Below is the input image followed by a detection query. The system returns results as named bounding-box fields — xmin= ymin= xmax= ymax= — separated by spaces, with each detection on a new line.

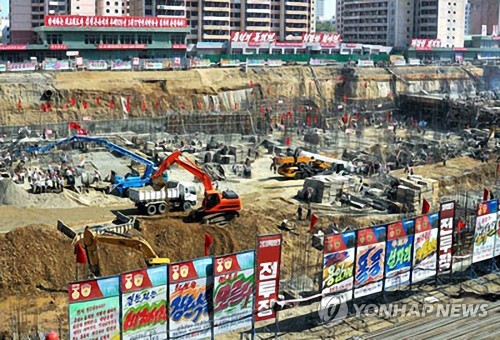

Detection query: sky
xmin=0 ymin=0 xmax=7 ymax=15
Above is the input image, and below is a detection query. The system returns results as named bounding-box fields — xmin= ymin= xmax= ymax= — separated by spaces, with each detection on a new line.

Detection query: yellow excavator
xmin=80 ymin=226 xmax=170 ymax=277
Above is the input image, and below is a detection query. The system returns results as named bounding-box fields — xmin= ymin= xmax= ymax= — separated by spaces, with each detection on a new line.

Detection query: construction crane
xmin=26 ymin=135 xmax=168 ymax=196
xmin=80 ymin=226 xmax=170 ymax=277
xmin=150 ymin=150 xmax=242 ymax=224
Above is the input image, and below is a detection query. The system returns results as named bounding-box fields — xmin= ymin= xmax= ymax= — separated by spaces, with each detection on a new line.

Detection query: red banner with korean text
xmin=438 ymin=201 xmax=455 ymax=274
xmin=255 ymin=234 xmax=282 ymax=322
xmin=44 ymin=15 xmax=186 ymax=29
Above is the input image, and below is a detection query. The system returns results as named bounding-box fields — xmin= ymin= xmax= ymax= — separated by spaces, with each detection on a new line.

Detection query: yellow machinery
xmin=81 ymin=226 xmax=170 ymax=277
xmin=277 ymin=157 xmax=331 ymax=179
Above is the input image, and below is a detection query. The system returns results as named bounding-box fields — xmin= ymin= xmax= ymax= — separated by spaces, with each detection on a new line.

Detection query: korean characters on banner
xmin=384 ymin=220 xmax=414 ymax=291
xmin=213 ymin=251 xmax=255 ymax=335
xmin=321 ymin=231 xmax=356 ymax=303
xmin=68 ymin=276 xmax=120 ymax=340
xmin=169 ymin=257 xmax=212 ymax=339
xmin=354 ymin=226 xmax=386 ymax=298
xmin=255 ymin=234 xmax=282 ymax=323
xmin=473 ymin=200 xmax=498 ymax=263
xmin=121 ymin=266 xmax=167 ymax=340
xmin=412 ymin=213 xmax=439 ymax=283
xmin=495 ymin=199 xmax=500 ymax=257
xmin=438 ymin=201 xmax=456 ymax=274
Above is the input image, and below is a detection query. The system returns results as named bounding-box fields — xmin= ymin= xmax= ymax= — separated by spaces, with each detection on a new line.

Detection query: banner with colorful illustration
xmin=87 ymin=60 xmax=108 ymax=71
xmin=267 ymin=59 xmax=283 ymax=67
xmin=354 ymin=226 xmax=386 ymax=298
xmin=473 ymin=200 xmax=498 ymax=263
xmin=384 ymin=220 xmax=414 ymax=290
xmin=322 ymin=231 xmax=356 ymax=303
xmin=143 ymin=61 xmax=164 ymax=70
xmin=169 ymin=257 xmax=212 ymax=339
xmin=43 ymin=60 xmax=70 ymax=71
xmin=495 ymin=200 xmax=500 ymax=257
xmin=121 ymin=266 xmax=168 ymax=340
xmin=438 ymin=201 xmax=455 ymax=274
xmin=255 ymin=234 xmax=282 ymax=323
xmin=9 ymin=62 xmax=37 ymax=72
xmin=412 ymin=213 xmax=439 ymax=283
xmin=68 ymin=276 xmax=120 ymax=340
xmin=220 ymin=59 xmax=241 ymax=67
xmin=111 ymin=60 xmax=132 ymax=71
xmin=213 ymin=251 xmax=255 ymax=335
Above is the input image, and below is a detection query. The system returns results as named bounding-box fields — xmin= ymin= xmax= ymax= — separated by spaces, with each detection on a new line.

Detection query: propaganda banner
xmin=354 ymin=226 xmax=386 ymax=298
xmin=68 ymin=276 xmax=120 ymax=340
xmin=495 ymin=199 xmax=500 ymax=257
xmin=255 ymin=234 xmax=282 ymax=323
xmin=321 ymin=231 xmax=356 ymax=303
xmin=412 ymin=213 xmax=439 ymax=283
xmin=438 ymin=201 xmax=455 ymax=274
xmin=213 ymin=251 xmax=255 ymax=335
xmin=44 ymin=15 xmax=187 ymax=29
xmin=473 ymin=200 xmax=498 ymax=263
xmin=169 ymin=257 xmax=212 ymax=339
xmin=121 ymin=266 xmax=168 ymax=340
xmin=384 ymin=219 xmax=414 ymax=291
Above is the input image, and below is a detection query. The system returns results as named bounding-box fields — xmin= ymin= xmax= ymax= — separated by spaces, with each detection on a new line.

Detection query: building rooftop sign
xmin=410 ymin=39 xmax=441 ymax=51
xmin=44 ymin=15 xmax=187 ymax=29
xmin=302 ymin=33 xmax=342 ymax=46
xmin=230 ymin=32 xmax=277 ymax=45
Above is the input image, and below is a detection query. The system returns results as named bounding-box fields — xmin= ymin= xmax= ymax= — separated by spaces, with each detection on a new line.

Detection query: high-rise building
xmin=469 ymin=0 xmax=499 ymax=35
xmin=316 ymin=0 xmax=326 ymax=19
xmin=96 ymin=0 xmax=130 ymax=16
xmin=464 ymin=0 xmax=471 ymax=34
xmin=71 ymin=0 xmax=97 ymax=16
xmin=336 ymin=0 xmax=466 ymax=47
xmin=130 ymin=0 xmax=315 ymax=44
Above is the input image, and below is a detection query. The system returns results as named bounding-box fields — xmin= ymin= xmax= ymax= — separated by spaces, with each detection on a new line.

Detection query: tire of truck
xmin=157 ymin=202 xmax=167 ymax=215
xmin=146 ymin=204 xmax=157 ymax=216
xmin=182 ymin=201 xmax=192 ymax=212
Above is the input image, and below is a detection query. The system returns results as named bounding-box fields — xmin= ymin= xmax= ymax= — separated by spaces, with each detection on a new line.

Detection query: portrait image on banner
xmin=322 ymin=231 xmax=356 ymax=303
xmin=473 ymin=199 xmax=498 ymax=263
xmin=412 ymin=212 xmax=439 ymax=283
xmin=121 ymin=266 xmax=168 ymax=340
xmin=68 ymin=276 xmax=120 ymax=340
xmin=213 ymin=251 xmax=255 ymax=336
xmin=255 ymin=234 xmax=282 ymax=323
xmin=169 ymin=257 xmax=212 ymax=339
xmin=354 ymin=226 xmax=386 ymax=298
xmin=385 ymin=219 xmax=414 ymax=291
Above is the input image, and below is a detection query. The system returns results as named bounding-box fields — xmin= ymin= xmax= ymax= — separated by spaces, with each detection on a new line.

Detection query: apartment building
xmin=131 ymin=0 xmax=315 ymax=44
xmin=469 ymin=0 xmax=500 ymax=35
xmin=71 ymin=0 xmax=96 ymax=16
xmin=336 ymin=0 xmax=466 ymax=47
xmin=96 ymin=0 xmax=130 ymax=16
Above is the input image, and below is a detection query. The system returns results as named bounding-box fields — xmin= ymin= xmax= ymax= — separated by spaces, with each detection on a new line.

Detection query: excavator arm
xmin=81 ymin=227 xmax=169 ymax=277
xmin=151 ymin=150 xmax=214 ymax=191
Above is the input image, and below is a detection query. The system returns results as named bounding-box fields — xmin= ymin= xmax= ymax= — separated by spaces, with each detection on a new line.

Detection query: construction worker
xmin=297 ymin=205 xmax=303 ymax=221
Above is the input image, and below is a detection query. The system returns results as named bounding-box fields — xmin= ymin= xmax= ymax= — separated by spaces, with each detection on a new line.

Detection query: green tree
xmin=316 ymin=22 xmax=336 ymax=33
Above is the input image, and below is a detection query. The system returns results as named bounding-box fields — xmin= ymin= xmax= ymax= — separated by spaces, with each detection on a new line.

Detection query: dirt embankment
xmin=0 ymin=65 xmax=484 ymax=126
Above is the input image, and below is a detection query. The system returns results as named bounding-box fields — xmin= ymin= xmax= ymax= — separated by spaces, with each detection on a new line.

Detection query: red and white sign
xmin=410 ymin=39 xmax=441 ymax=50
xmin=97 ymin=44 xmax=146 ymax=50
xmin=230 ymin=31 xmax=276 ymax=44
xmin=132 ymin=57 xmax=140 ymax=66
xmin=275 ymin=41 xmax=303 ymax=47
xmin=438 ymin=201 xmax=455 ymax=274
xmin=82 ymin=116 xmax=92 ymax=121
xmin=255 ymin=234 xmax=282 ymax=323
xmin=302 ymin=33 xmax=342 ymax=46
xmin=75 ymin=57 xmax=84 ymax=66
xmin=49 ymin=44 xmax=68 ymax=50
xmin=44 ymin=15 xmax=187 ymax=29
xmin=172 ymin=44 xmax=187 ymax=49
xmin=0 ymin=44 xmax=27 ymax=51
xmin=452 ymin=47 xmax=467 ymax=51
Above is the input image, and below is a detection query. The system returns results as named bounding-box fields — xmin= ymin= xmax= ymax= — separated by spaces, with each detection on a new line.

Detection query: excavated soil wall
xmin=0 ymin=65 xmax=485 ymax=126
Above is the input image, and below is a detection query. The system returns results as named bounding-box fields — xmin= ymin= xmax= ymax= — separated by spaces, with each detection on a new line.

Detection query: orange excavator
xmin=150 ymin=150 xmax=242 ymax=224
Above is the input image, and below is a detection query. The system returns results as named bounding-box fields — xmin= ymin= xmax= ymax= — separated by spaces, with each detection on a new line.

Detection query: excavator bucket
xmin=151 ymin=176 xmax=167 ymax=191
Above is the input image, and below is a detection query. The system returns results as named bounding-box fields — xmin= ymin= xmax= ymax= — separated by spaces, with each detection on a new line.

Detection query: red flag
xmin=77 ymin=128 xmax=88 ymax=136
xmin=234 ymin=103 xmax=238 ymax=110
xmin=422 ymin=199 xmax=430 ymax=214
xmin=249 ymin=80 xmax=253 ymax=87
xmin=204 ymin=233 xmax=213 ymax=256
xmin=285 ymin=136 xmax=290 ymax=146
xmin=155 ymin=101 xmax=160 ymax=110
xmin=75 ymin=243 xmax=88 ymax=264
xmin=126 ymin=96 xmax=131 ymax=107
xmin=309 ymin=214 xmax=318 ymax=233
xmin=95 ymin=97 xmax=100 ymax=105
xmin=342 ymin=112 xmax=348 ymax=124
xmin=68 ymin=121 xmax=80 ymax=130
xmin=483 ymin=188 xmax=489 ymax=202
xmin=70 ymin=97 xmax=76 ymax=106
xmin=343 ymin=94 xmax=347 ymax=103
xmin=41 ymin=103 xmax=47 ymax=112
xmin=198 ymin=102 xmax=203 ymax=110
xmin=141 ymin=101 xmax=147 ymax=111
xmin=17 ymin=100 xmax=22 ymax=110
xmin=456 ymin=220 xmax=466 ymax=233
xmin=260 ymin=107 xmax=265 ymax=115
xmin=46 ymin=102 xmax=52 ymax=111
xmin=109 ymin=100 xmax=115 ymax=109
xmin=83 ymin=101 xmax=88 ymax=110
xmin=287 ymin=111 xmax=293 ymax=120
xmin=341 ymin=75 xmax=345 ymax=83
xmin=306 ymin=116 xmax=311 ymax=126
